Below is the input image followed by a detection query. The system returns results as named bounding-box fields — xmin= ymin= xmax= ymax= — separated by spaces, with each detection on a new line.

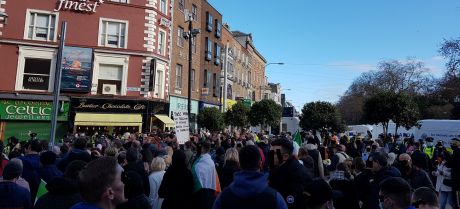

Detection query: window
xmin=214 ymin=43 xmax=221 ymax=66
xmin=16 ymin=46 xmax=57 ymax=92
xmin=192 ymin=38 xmax=197 ymax=53
xmin=206 ymin=12 xmax=213 ymax=32
xmin=213 ymin=73 xmax=218 ymax=97
xmin=205 ymin=37 xmax=212 ymax=61
xmin=158 ymin=30 xmax=166 ymax=55
xmin=175 ymin=64 xmax=182 ymax=89
xmin=111 ymin=0 xmax=128 ymax=3
xmin=97 ymin=64 xmax=123 ymax=95
xmin=155 ymin=69 xmax=164 ymax=98
xmin=191 ymin=69 xmax=195 ymax=90
xmin=159 ymin=0 xmax=167 ymax=14
xmin=99 ymin=19 xmax=128 ymax=48
xmin=25 ymin=10 xmax=58 ymax=42
xmin=192 ymin=4 xmax=198 ymax=21
xmin=215 ymin=20 xmax=221 ymax=38
xmin=177 ymin=27 xmax=184 ymax=47
xmin=203 ymin=69 xmax=208 ymax=87
xmin=178 ymin=0 xmax=184 ymax=11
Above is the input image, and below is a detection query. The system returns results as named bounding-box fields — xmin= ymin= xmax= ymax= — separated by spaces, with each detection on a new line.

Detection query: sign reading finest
xmin=55 ymin=0 xmax=104 ymax=13
xmin=173 ymin=111 xmax=189 ymax=144
xmin=0 ymin=100 xmax=69 ymax=121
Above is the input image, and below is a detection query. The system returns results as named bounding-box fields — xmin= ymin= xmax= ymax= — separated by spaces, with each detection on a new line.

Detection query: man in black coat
xmin=448 ymin=138 xmax=460 ymax=209
xmin=269 ymin=139 xmax=313 ymax=209
xmin=123 ymin=148 xmax=150 ymax=196
xmin=58 ymin=137 xmax=91 ymax=172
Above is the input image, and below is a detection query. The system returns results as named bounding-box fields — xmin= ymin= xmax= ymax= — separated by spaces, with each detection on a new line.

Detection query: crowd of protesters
xmin=0 ymin=129 xmax=459 ymax=209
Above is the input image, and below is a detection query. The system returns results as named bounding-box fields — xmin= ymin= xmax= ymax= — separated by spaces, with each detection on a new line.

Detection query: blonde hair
xmin=224 ymin=148 xmax=239 ymax=165
xmin=104 ymin=147 xmax=118 ymax=157
xmin=151 ymin=157 xmax=166 ymax=172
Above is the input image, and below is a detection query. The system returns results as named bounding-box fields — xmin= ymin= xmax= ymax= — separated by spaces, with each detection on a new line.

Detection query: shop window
xmin=175 ymin=64 xmax=182 ymax=89
xmin=192 ymin=4 xmax=198 ymax=21
xmin=97 ymin=64 xmax=122 ymax=95
xmin=206 ymin=12 xmax=212 ymax=32
xmin=159 ymin=0 xmax=167 ymax=14
xmin=178 ymin=0 xmax=184 ymax=11
xmin=91 ymin=53 xmax=129 ymax=95
xmin=177 ymin=26 xmax=184 ymax=47
xmin=25 ymin=10 xmax=58 ymax=42
xmin=205 ymin=37 xmax=212 ymax=61
xmin=158 ymin=30 xmax=166 ymax=56
xmin=99 ymin=19 xmax=128 ymax=48
xmin=15 ymin=46 xmax=57 ymax=92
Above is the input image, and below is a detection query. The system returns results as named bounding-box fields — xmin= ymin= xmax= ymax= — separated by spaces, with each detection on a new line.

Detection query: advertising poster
xmin=61 ymin=46 xmax=93 ymax=92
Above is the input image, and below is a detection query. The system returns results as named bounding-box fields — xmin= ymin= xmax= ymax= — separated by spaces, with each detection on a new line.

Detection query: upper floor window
xmin=191 ymin=69 xmax=195 ymax=90
xmin=178 ymin=0 xmax=184 ymax=12
xmin=99 ymin=19 xmax=128 ymax=48
xmin=25 ymin=10 xmax=58 ymax=42
xmin=177 ymin=27 xmax=184 ymax=47
xmin=159 ymin=0 xmax=167 ymax=14
xmin=175 ymin=64 xmax=182 ymax=89
xmin=215 ymin=20 xmax=221 ymax=38
xmin=206 ymin=12 xmax=213 ymax=32
xmin=205 ymin=37 xmax=212 ymax=61
xmin=192 ymin=4 xmax=198 ymax=21
xmin=214 ymin=43 xmax=221 ymax=66
xmin=158 ymin=30 xmax=166 ymax=55
xmin=192 ymin=37 xmax=197 ymax=53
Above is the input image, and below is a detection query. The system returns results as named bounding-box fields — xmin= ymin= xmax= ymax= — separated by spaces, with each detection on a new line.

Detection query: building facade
xmin=0 ymin=0 xmax=173 ymax=139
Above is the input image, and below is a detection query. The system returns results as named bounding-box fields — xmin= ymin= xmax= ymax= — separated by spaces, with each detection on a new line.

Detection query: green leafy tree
xmin=299 ymin=101 xmax=345 ymax=133
xmin=249 ymin=99 xmax=282 ymax=130
xmin=392 ymin=93 xmax=421 ymax=135
xmin=225 ymin=102 xmax=250 ymax=129
xmin=197 ymin=107 xmax=225 ymax=132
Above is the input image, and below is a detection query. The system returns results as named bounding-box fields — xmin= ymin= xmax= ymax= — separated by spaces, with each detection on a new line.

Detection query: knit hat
xmin=3 ymin=160 xmax=23 ymax=180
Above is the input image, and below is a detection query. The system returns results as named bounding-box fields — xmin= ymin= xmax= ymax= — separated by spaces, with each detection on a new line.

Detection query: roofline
xmin=204 ymin=0 xmax=223 ymax=16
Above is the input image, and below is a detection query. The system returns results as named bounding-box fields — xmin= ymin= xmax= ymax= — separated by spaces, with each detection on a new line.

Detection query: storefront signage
xmin=173 ymin=111 xmax=189 ymax=144
xmin=55 ymin=0 xmax=104 ymax=13
xmin=0 ymin=100 xmax=69 ymax=121
xmin=71 ymin=98 xmax=149 ymax=113
xmin=61 ymin=46 xmax=93 ymax=92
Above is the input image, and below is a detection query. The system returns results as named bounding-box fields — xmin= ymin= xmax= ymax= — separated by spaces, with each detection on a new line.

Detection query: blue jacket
xmin=19 ymin=154 xmax=41 ymax=199
xmin=70 ymin=203 xmax=103 ymax=209
xmin=39 ymin=165 xmax=63 ymax=183
xmin=0 ymin=181 xmax=31 ymax=209
xmin=213 ymin=170 xmax=287 ymax=209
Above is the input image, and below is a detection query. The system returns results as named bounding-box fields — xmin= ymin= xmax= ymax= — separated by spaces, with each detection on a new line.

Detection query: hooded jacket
xmin=19 ymin=154 xmax=40 ymax=200
xmin=213 ymin=170 xmax=287 ymax=209
xmin=34 ymin=177 xmax=84 ymax=209
xmin=58 ymin=149 xmax=91 ymax=172
xmin=366 ymin=166 xmax=401 ymax=209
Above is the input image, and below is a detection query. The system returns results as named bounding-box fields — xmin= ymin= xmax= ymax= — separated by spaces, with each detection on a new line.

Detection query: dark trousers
xmin=193 ymin=188 xmax=216 ymax=209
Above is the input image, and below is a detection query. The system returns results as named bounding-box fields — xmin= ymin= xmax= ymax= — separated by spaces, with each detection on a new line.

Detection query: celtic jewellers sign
xmin=55 ymin=0 xmax=104 ymax=13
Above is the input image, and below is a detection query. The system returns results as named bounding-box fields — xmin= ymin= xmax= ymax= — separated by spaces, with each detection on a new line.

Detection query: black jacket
xmin=158 ymin=165 xmax=194 ymax=209
xmin=57 ymin=149 xmax=91 ymax=172
xmin=449 ymin=147 xmax=460 ymax=190
xmin=404 ymin=168 xmax=434 ymax=190
xmin=34 ymin=177 xmax=84 ymax=209
xmin=330 ymin=179 xmax=360 ymax=209
xmin=124 ymin=161 xmax=150 ymax=196
xmin=116 ymin=194 xmax=151 ymax=209
xmin=269 ymin=157 xmax=313 ymax=209
xmin=366 ymin=166 xmax=401 ymax=209
xmin=218 ymin=160 xmax=240 ymax=190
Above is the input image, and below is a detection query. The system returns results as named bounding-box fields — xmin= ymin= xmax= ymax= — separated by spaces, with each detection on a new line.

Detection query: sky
xmin=208 ymin=0 xmax=460 ymax=111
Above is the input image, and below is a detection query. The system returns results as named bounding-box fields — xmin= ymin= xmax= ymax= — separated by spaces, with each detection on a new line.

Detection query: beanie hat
xmin=3 ymin=160 xmax=23 ymax=180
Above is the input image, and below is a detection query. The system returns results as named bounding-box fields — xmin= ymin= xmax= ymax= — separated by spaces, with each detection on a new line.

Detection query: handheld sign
xmin=173 ymin=111 xmax=190 ymax=144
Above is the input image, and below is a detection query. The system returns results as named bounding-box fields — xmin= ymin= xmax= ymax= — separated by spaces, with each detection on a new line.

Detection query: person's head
xmin=239 ymin=145 xmax=262 ymax=171
xmin=398 ymin=153 xmax=412 ymax=171
xmin=303 ymin=179 xmax=334 ymax=209
xmin=387 ymin=152 xmax=397 ymax=166
xmin=40 ymin=151 xmax=57 ymax=166
xmin=270 ymin=139 xmax=294 ymax=166
xmin=74 ymin=137 xmax=88 ymax=150
xmin=171 ymin=149 xmax=186 ymax=168
xmin=412 ymin=187 xmax=439 ymax=209
xmin=450 ymin=138 xmax=460 ymax=149
xmin=150 ymin=157 xmax=166 ymax=172
xmin=298 ymin=147 xmax=310 ymax=159
xmin=352 ymin=157 xmax=366 ymax=173
xmin=379 ymin=177 xmax=412 ymax=209
xmin=224 ymin=148 xmax=239 ymax=165
xmin=2 ymin=159 xmax=23 ymax=181
xmin=125 ymin=148 xmax=139 ymax=163
xmin=104 ymin=147 xmax=118 ymax=157
xmin=121 ymin=171 xmax=144 ymax=199
xmin=200 ymin=140 xmax=211 ymax=154
xmin=25 ymin=139 xmax=42 ymax=154
xmin=78 ymin=157 xmax=125 ymax=207
xmin=370 ymin=152 xmax=388 ymax=173
xmin=64 ymin=160 xmax=87 ymax=180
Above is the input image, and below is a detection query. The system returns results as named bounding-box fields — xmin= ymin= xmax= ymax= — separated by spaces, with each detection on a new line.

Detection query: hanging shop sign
xmin=61 ymin=46 xmax=93 ymax=92
xmin=0 ymin=100 xmax=69 ymax=121
xmin=55 ymin=0 xmax=104 ymax=13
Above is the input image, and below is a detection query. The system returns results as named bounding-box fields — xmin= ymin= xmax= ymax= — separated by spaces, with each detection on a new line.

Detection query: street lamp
xmin=261 ymin=62 xmax=284 ymax=100
xmin=183 ymin=12 xmax=200 ymax=131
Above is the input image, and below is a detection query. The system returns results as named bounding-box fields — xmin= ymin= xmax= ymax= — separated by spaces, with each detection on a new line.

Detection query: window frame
xmin=154 ymin=61 xmax=166 ymax=99
xmin=24 ymin=9 xmax=59 ymax=42
xmin=192 ymin=4 xmax=198 ymax=21
xmin=178 ymin=0 xmax=185 ymax=12
xmin=205 ymin=37 xmax=212 ymax=61
xmin=206 ymin=12 xmax=213 ymax=32
xmin=110 ymin=0 xmax=129 ymax=3
xmin=175 ymin=64 xmax=183 ymax=89
xmin=15 ymin=46 xmax=57 ymax=92
xmin=159 ymin=0 xmax=168 ymax=14
xmin=191 ymin=69 xmax=195 ymax=91
xmin=215 ymin=19 xmax=221 ymax=38
xmin=177 ymin=26 xmax=184 ymax=47
xmin=203 ymin=69 xmax=208 ymax=87
xmin=214 ymin=43 xmax=221 ymax=66
xmin=98 ymin=18 xmax=129 ymax=49
xmin=158 ymin=29 xmax=167 ymax=56
xmin=91 ymin=53 xmax=129 ymax=96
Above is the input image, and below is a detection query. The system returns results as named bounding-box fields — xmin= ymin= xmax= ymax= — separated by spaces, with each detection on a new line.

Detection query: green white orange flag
xmin=35 ymin=179 xmax=48 ymax=203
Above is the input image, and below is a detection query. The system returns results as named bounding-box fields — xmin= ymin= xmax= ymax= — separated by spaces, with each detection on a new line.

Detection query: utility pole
xmin=184 ymin=11 xmax=200 ymax=131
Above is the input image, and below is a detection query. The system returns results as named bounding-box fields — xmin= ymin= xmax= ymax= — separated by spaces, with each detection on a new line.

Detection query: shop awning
xmin=154 ymin=114 xmax=175 ymax=128
xmin=74 ymin=113 xmax=142 ymax=128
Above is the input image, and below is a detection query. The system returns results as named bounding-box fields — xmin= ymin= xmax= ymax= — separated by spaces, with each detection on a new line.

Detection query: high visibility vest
xmin=424 ymin=146 xmax=434 ymax=159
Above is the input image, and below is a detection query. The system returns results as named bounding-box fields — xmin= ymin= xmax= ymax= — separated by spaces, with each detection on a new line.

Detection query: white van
xmin=414 ymin=120 xmax=460 ymax=145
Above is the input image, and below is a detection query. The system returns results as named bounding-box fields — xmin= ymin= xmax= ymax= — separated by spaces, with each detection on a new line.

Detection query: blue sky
xmin=208 ymin=0 xmax=460 ymax=110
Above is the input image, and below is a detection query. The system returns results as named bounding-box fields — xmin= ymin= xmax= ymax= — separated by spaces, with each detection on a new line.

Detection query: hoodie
xmin=19 ymin=154 xmax=41 ymax=199
xmin=213 ymin=170 xmax=287 ymax=209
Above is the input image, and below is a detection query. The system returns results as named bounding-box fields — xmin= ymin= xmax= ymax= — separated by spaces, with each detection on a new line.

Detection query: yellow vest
xmin=424 ymin=146 xmax=434 ymax=159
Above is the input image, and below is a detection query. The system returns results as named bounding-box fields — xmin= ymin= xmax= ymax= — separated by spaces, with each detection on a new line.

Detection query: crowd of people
xmin=0 ymin=129 xmax=459 ymax=209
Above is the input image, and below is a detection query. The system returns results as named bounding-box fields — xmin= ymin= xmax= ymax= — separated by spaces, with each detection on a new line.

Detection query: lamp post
xmin=261 ymin=62 xmax=284 ymax=101
xmin=184 ymin=12 xmax=200 ymax=131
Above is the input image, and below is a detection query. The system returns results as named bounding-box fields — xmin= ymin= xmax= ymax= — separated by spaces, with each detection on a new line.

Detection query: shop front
xmin=169 ymin=96 xmax=199 ymax=132
xmin=199 ymin=101 xmax=221 ymax=110
xmin=0 ymin=99 xmax=70 ymax=142
xmin=70 ymin=97 xmax=168 ymax=135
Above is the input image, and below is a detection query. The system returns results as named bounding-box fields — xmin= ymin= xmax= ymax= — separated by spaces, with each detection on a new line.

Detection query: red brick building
xmin=0 ymin=0 xmax=173 ymax=140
